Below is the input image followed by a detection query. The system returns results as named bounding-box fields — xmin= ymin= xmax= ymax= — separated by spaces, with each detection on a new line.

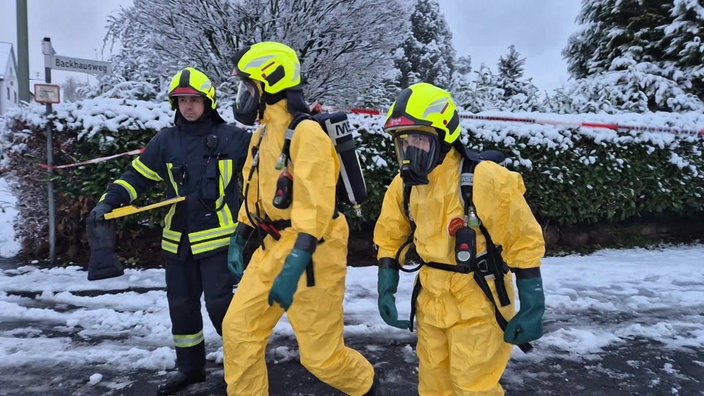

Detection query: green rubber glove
xmin=504 ymin=276 xmax=545 ymax=345
xmin=227 ymin=233 xmax=247 ymax=281
xmin=227 ymin=223 xmax=254 ymax=282
xmin=268 ymin=248 xmax=312 ymax=310
xmin=377 ymin=260 xmax=411 ymax=330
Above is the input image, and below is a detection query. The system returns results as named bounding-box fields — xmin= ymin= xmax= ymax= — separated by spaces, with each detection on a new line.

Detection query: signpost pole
xmin=42 ymin=37 xmax=56 ymax=264
xmin=38 ymin=37 xmax=111 ymax=264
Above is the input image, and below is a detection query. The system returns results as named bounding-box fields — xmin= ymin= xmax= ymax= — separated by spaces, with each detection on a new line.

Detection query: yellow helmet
xmin=168 ymin=67 xmax=217 ymax=110
xmin=383 ymin=82 xmax=460 ymax=144
xmin=231 ymin=41 xmax=301 ymax=94
xmin=384 ymin=83 xmax=461 ymax=185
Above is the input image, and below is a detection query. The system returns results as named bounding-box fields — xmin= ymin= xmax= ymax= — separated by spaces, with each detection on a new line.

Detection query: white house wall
xmin=0 ymin=43 xmax=20 ymax=115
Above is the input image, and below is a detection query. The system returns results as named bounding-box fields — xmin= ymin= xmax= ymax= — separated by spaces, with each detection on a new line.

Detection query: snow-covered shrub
xmin=553 ymin=69 xmax=704 ymax=114
xmin=1 ymin=99 xmax=703 ymax=262
xmin=460 ymin=112 xmax=704 ymax=225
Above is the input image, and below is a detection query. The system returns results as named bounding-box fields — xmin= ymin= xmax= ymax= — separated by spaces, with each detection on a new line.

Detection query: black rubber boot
xmin=156 ymin=370 xmax=206 ymax=395
xmin=364 ymin=373 xmax=386 ymax=396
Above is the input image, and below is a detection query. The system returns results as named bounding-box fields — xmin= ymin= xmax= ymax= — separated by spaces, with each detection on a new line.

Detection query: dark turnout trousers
xmin=165 ymin=249 xmax=234 ymax=373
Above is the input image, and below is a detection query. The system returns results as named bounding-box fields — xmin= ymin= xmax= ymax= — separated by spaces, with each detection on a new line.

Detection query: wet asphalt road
xmin=0 ymin=254 xmax=702 ymax=395
xmin=1 ymin=326 xmax=702 ymax=396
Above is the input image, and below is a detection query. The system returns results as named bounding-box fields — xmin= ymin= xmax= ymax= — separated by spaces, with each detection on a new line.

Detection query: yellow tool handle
xmin=103 ymin=196 xmax=186 ymax=220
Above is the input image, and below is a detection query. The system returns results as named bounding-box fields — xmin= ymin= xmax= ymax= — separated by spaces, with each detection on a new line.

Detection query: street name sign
xmin=50 ymin=55 xmax=112 ymax=75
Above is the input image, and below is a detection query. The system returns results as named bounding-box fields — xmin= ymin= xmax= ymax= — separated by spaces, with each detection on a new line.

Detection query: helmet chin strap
xmin=257 ymin=99 xmax=266 ymax=122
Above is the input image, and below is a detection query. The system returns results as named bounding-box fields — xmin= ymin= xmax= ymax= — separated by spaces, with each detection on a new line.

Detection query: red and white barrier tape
xmin=346 ymin=108 xmax=704 ymax=136
xmin=38 ymin=148 xmax=144 ymax=170
xmin=38 ymin=110 xmax=703 ymax=170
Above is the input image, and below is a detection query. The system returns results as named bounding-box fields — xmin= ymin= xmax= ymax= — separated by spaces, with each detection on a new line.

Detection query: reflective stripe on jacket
xmin=102 ymin=118 xmax=251 ymax=258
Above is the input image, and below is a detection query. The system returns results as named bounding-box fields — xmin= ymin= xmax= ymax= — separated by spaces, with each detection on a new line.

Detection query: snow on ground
xmin=0 ymin=174 xmax=702 ymax=393
xmin=0 ymin=243 xmax=703 ymax=382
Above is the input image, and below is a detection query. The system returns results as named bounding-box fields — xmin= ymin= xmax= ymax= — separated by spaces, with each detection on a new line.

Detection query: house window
xmin=6 ymin=87 xmax=9 ymax=100
xmin=14 ymin=92 xmax=17 ymax=103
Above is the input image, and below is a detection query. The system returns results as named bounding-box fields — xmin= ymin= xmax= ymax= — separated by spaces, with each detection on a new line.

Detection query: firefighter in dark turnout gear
xmin=86 ymin=67 xmax=251 ymax=395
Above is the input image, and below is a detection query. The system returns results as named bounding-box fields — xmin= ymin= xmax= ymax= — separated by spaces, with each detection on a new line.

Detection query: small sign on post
xmin=34 ymin=83 xmax=60 ymax=104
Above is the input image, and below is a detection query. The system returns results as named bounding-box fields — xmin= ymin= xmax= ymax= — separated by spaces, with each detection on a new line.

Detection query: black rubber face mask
xmin=234 ymin=79 xmax=261 ymax=126
xmin=393 ymin=130 xmax=440 ymax=186
xmin=400 ymin=146 xmax=431 ymax=185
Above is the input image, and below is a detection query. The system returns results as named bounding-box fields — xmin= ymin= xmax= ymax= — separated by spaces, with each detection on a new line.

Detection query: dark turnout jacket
xmin=101 ymin=112 xmax=251 ymax=258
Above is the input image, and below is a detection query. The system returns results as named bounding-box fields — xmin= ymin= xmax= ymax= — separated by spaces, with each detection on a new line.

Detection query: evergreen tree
xmin=449 ymin=55 xmax=473 ymax=111
xmin=355 ymin=74 xmax=402 ymax=110
xmin=495 ymin=45 xmax=540 ymax=111
xmin=464 ymin=63 xmax=503 ymax=113
xmin=661 ymin=0 xmax=704 ymax=99
xmin=497 ymin=45 xmax=525 ymax=98
xmin=561 ymin=0 xmax=704 ymax=112
xmin=396 ymin=0 xmax=456 ymax=89
xmin=564 ymin=0 xmax=671 ymax=78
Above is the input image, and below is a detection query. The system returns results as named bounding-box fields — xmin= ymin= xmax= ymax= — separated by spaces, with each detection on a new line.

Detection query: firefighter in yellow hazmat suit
xmin=221 ymin=41 xmax=383 ymax=395
xmin=374 ymin=82 xmax=546 ymax=395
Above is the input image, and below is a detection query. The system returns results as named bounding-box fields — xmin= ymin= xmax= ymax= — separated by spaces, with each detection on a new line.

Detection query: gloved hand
xmin=377 ymin=258 xmax=411 ymax=330
xmin=86 ymin=201 xmax=113 ymax=226
xmin=85 ymin=200 xmax=123 ymax=281
xmin=227 ymin=224 xmax=252 ymax=281
xmin=268 ymin=248 xmax=312 ymax=310
xmin=504 ymin=275 xmax=545 ymax=345
xmin=86 ymin=213 xmax=116 ymax=250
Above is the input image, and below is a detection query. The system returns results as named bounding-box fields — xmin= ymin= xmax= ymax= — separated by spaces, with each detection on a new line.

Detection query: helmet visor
xmin=169 ymin=86 xmax=200 ymax=97
xmin=392 ymin=129 xmax=440 ymax=177
xmin=234 ymin=79 xmax=261 ymax=125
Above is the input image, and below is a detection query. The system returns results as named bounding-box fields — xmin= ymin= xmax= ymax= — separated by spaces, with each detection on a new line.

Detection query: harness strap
xmin=260 ymin=218 xmax=320 ymax=287
xmin=278 ymin=113 xmax=312 ymax=170
xmin=418 ymin=250 xmax=501 ymax=274
xmin=424 ymin=258 xmax=481 ymax=274
xmin=243 ymin=121 xmax=322 ymax=289
xmin=402 ymin=183 xmax=416 ymax=232
xmin=305 ymin=264 xmax=315 ymax=287
xmin=416 ymin=255 xmax=533 ymax=353
xmin=473 ymin=269 xmax=533 ymax=353
xmin=479 ymin=224 xmax=511 ymax=307
xmin=409 ymin=277 xmax=422 ymax=332
xmin=270 ymin=219 xmax=292 ymax=231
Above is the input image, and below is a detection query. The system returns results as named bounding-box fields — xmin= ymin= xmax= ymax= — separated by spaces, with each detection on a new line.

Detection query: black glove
xmin=86 ymin=219 xmax=116 ymax=249
xmin=85 ymin=200 xmax=123 ymax=280
xmin=86 ymin=201 xmax=113 ymax=226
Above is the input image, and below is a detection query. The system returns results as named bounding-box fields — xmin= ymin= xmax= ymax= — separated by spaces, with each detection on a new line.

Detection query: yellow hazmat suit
xmin=374 ymin=148 xmax=545 ymax=395
xmin=222 ymin=101 xmax=375 ymax=395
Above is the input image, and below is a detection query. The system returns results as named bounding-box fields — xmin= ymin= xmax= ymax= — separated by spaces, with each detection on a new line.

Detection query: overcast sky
xmin=0 ymin=0 xmax=582 ymax=91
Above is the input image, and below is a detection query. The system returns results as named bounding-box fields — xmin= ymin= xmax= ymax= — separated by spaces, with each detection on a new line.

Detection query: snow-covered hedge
xmin=456 ymin=112 xmax=704 ymax=225
xmin=1 ymin=98 xmax=703 ymax=260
